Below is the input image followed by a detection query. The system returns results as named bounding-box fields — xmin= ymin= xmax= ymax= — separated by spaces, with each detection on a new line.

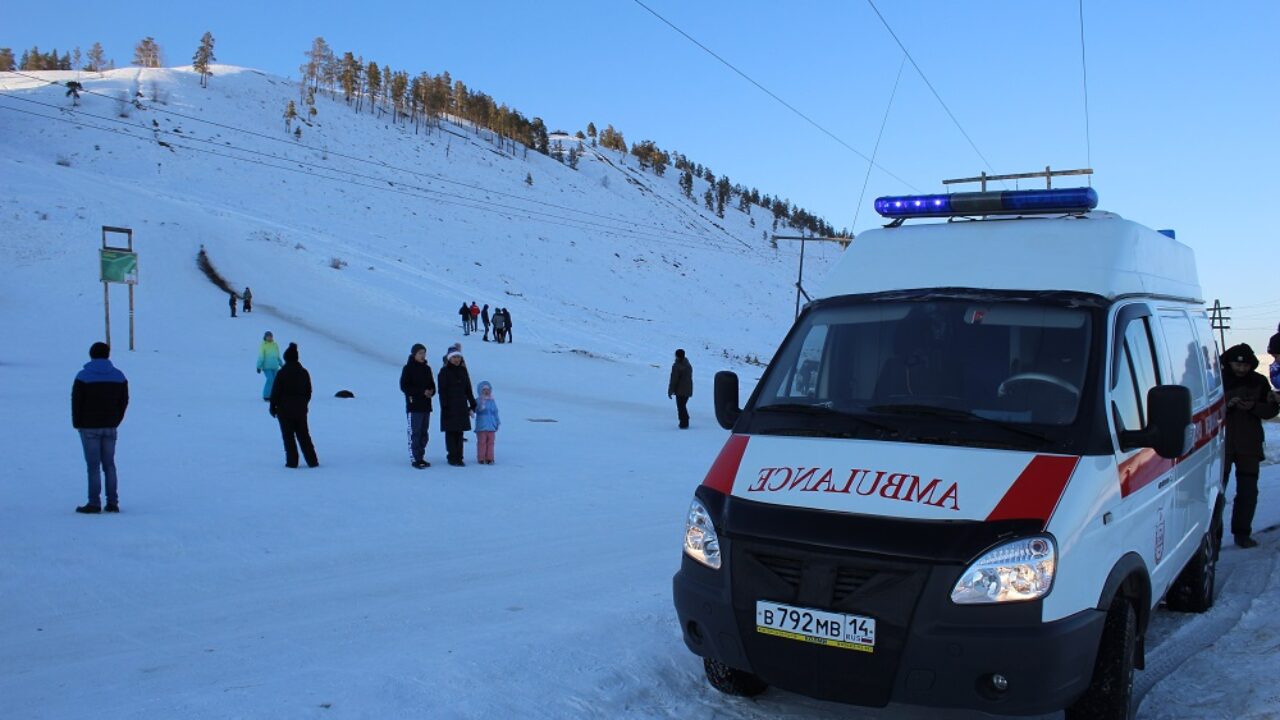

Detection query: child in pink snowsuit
xmin=474 ymin=380 xmax=500 ymax=464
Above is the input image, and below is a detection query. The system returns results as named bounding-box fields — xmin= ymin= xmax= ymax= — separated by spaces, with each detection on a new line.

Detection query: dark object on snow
xmin=335 ymin=390 xmax=355 ymax=398
xmin=243 ymin=287 xmax=253 ymax=313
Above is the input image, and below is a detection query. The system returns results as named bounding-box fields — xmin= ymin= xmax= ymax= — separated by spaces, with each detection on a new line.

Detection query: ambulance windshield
xmin=755 ymin=299 xmax=1092 ymax=430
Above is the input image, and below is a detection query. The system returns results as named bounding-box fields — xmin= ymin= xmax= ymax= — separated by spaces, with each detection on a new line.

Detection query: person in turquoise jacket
xmin=474 ymin=380 xmax=500 ymax=464
xmin=257 ymin=331 xmax=283 ymax=401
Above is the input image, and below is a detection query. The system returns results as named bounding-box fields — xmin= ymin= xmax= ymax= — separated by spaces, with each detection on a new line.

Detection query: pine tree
xmin=301 ymin=37 xmax=331 ymax=95
xmin=340 ymin=52 xmax=359 ymax=105
xmin=365 ymin=61 xmax=381 ymax=115
xmin=72 ymin=47 xmax=81 ymax=71
xmin=0 ymin=49 xmax=13 ymax=72
xmin=704 ymin=188 xmax=714 ymax=212
xmin=18 ymin=50 xmax=29 ymax=71
xmin=133 ymin=37 xmax=162 ymax=68
xmin=284 ymin=100 xmax=298 ymax=132
xmin=86 ymin=42 xmax=105 ymax=72
xmin=679 ymin=169 xmax=693 ymax=199
xmin=192 ymin=32 xmax=215 ymax=88
xmin=567 ymin=146 xmax=580 ymax=170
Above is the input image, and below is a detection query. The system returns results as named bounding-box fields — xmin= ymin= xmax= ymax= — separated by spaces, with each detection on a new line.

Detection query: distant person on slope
xmin=668 ymin=348 xmax=693 ymax=429
xmin=229 ymin=291 xmax=238 ymax=318
xmin=256 ymin=331 xmax=282 ymax=401
xmin=492 ymin=310 xmax=507 ymax=344
xmin=71 ymin=342 xmax=129 ymax=514
xmin=400 ymin=343 xmax=436 ymax=469
xmin=502 ymin=308 xmax=514 ymax=343
xmin=459 ymin=302 xmax=471 ymax=336
xmin=470 ymin=302 xmax=481 ymax=332
xmin=243 ymin=287 xmax=253 ymax=313
xmin=269 ymin=342 xmax=319 ymax=469
xmin=1268 ymin=321 xmax=1280 ymax=390
xmin=438 ymin=350 xmax=476 ymax=466
xmin=481 ymin=304 xmax=491 ymax=342
xmin=474 ymin=380 xmax=500 ymax=465
xmin=1220 ymin=343 xmax=1279 ymax=548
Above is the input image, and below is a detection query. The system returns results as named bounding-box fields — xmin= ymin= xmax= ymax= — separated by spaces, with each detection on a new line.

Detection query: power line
xmin=1078 ymin=0 xmax=1093 ymax=172
xmin=0 ymin=102 xmax=756 ymax=255
xmin=863 ymin=0 xmax=1002 ymax=184
xmin=2 ymin=69 xmax=746 ymax=245
xmin=629 ymin=0 xmax=920 ymax=192
xmin=852 ymin=53 xmax=907 ymax=232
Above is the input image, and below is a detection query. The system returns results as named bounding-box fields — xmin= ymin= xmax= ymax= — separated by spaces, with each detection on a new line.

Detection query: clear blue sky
xmin=6 ymin=1 xmax=1278 ymax=352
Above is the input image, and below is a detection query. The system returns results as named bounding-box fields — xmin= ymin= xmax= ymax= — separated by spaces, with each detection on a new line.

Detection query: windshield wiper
xmin=867 ymin=403 xmax=1050 ymax=444
xmin=756 ymin=403 xmax=898 ymax=435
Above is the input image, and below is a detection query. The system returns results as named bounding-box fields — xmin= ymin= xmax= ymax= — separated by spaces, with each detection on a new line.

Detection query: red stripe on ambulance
xmin=701 ymin=435 xmax=750 ymax=494
xmin=985 ymin=455 xmax=1081 ymax=524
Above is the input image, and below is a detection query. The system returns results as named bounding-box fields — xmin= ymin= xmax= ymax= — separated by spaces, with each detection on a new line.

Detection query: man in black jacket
xmin=400 ymin=343 xmax=435 ymax=469
xmin=1221 ymin=343 xmax=1279 ymax=548
xmin=437 ymin=350 xmax=476 ymax=466
xmin=72 ymin=342 xmax=129 ymax=513
xmin=668 ymin=349 xmax=693 ymax=429
xmin=270 ymin=342 xmax=319 ymax=468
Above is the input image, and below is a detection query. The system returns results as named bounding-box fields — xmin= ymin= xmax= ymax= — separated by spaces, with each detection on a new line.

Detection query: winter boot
xmin=76 ymin=503 xmax=101 ymax=514
xmin=105 ymin=502 xmax=120 ymax=513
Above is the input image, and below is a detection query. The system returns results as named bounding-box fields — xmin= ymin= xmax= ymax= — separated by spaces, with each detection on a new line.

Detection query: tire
xmin=1065 ymin=599 xmax=1137 ymax=720
xmin=704 ymin=658 xmax=768 ymax=697
xmin=1165 ymin=529 xmax=1218 ymax=613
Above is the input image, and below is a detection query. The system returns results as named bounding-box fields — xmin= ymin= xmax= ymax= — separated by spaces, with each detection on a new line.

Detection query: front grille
xmin=754 ymin=553 xmax=802 ymax=588
xmin=747 ymin=550 xmax=899 ymax=605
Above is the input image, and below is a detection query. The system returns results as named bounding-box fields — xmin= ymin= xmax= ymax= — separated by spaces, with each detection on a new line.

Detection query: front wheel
xmin=704 ymin=658 xmax=768 ymax=697
xmin=1166 ymin=525 xmax=1219 ymax=613
xmin=1065 ymin=598 xmax=1137 ymax=720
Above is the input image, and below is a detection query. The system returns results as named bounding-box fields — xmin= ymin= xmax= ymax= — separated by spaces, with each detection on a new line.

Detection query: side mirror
xmin=1120 ymin=385 xmax=1192 ymax=459
xmin=714 ymin=371 xmax=742 ymax=430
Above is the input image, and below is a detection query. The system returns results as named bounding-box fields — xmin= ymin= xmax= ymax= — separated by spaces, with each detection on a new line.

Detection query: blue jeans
xmin=79 ymin=428 xmax=119 ymax=506
xmin=262 ymin=368 xmax=278 ymax=400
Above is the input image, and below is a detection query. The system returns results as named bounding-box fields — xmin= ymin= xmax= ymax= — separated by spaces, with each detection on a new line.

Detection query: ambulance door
xmin=1157 ymin=309 xmax=1216 ymax=549
xmin=1109 ymin=304 xmax=1181 ymax=591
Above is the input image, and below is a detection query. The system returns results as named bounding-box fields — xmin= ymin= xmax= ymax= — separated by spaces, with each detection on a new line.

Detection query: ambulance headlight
xmin=683 ymin=498 xmax=722 ymax=570
xmin=951 ymin=536 xmax=1056 ymax=604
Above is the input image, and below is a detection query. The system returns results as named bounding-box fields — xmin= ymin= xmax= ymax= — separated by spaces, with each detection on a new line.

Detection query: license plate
xmin=755 ymin=600 xmax=876 ymax=653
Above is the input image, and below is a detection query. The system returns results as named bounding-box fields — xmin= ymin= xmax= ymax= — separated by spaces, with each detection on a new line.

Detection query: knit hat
xmin=283 ymin=342 xmax=299 ymax=363
xmin=89 ymin=342 xmax=110 ymax=359
xmin=446 ymin=349 xmax=462 ymax=361
xmin=264 ymin=331 xmax=273 ymax=340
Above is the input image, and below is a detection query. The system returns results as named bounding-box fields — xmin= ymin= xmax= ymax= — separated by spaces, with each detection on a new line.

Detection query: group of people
xmin=458 ymin=302 xmax=515 ymax=343
xmin=229 ymin=287 xmax=253 ymax=317
xmin=400 ymin=341 xmax=500 ymax=468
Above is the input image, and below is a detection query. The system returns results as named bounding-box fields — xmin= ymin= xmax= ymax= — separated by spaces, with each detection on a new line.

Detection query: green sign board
xmin=100 ymin=249 xmax=139 ymax=285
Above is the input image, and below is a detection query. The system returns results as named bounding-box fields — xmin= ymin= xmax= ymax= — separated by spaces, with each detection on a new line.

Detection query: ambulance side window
xmin=1190 ymin=311 xmax=1222 ymax=398
xmin=1111 ymin=315 xmax=1160 ymax=433
xmin=778 ymin=325 xmax=829 ymax=398
xmin=1159 ymin=310 xmax=1208 ymax=407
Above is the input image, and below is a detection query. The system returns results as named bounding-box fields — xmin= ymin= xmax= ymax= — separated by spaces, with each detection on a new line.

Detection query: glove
xmin=257 ymin=368 xmax=262 ymax=374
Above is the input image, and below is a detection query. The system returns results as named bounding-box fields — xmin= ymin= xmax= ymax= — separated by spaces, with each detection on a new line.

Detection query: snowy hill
xmin=2 ymin=66 xmax=1279 ymax=720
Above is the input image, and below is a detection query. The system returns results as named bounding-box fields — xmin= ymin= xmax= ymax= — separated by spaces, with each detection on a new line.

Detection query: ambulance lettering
xmin=746 ymin=466 xmax=960 ymax=511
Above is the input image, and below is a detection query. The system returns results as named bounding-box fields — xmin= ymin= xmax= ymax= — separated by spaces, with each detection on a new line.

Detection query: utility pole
xmin=772 ymin=234 xmax=852 ymax=318
xmin=1209 ymin=299 xmax=1231 ymax=351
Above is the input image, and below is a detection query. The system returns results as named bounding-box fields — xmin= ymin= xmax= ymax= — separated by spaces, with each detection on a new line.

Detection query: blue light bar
xmin=875 ymin=187 xmax=1098 ymax=219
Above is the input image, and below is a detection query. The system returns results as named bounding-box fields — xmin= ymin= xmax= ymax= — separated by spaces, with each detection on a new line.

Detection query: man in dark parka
xmin=668 ymin=348 xmax=693 ymax=429
xmin=438 ymin=350 xmax=477 ymax=466
xmin=400 ymin=343 xmax=435 ymax=468
xmin=1221 ymin=343 xmax=1279 ymax=547
xmin=270 ymin=342 xmax=319 ymax=468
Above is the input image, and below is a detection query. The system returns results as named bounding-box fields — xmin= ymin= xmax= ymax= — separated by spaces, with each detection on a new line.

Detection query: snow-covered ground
xmin=2 ymin=67 xmax=1278 ymax=719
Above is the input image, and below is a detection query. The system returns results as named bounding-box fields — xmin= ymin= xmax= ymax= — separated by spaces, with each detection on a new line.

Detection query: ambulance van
xmin=672 ymin=187 xmax=1224 ymax=719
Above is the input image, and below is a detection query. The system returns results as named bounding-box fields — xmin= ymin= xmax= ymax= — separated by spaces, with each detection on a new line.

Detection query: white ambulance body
xmin=673 ymin=189 xmax=1224 ymax=719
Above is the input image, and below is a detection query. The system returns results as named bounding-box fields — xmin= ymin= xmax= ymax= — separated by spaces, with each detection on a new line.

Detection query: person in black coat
xmin=481 ymin=304 xmax=491 ymax=341
xmin=1220 ymin=343 xmax=1279 ymax=547
xmin=437 ymin=350 xmax=477 ymax=466
xmin=668 ymin=348 xmax=694 ymax=429
xmin=269 ymin=342 xmax=319 ymax=468
xmin=459 ymin=302 xmax=471 ymax=336
xmin=71 ymin=341 xmax=129 ymax=513
xmin=400 ymin=343 xmax=435 ymax=468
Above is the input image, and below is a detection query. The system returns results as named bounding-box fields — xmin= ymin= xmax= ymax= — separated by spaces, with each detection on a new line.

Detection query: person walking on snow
xmin=229 ymin=291 xmax=238 ymax=318
xmin=668 ymin=348 xmax=693 ymax=429
xmin=257 ymin=331 xmax=283 ymax=401
xmin=270 ymin=342 xmax=319 ymax=468
xmin=492 ymin=310 xmax=507 ymax=343
xmin=243 ymin=287 xmax=253 ymax=313
xmin=481 ymin=304 xmax=491 ymax=341
xmin=474 ymin=380 xmax=500 ymax=464
xmin=470 ymin=302 xmax=481 ymax=332
xmin=438 ymin=350 xmax=476 ymax=466
xmin=1221 ymin=343 xmax=1279 ymax=548
xmin=400 ymin=343 xmax=436 ymax=469
xmin=501 ymin=308 xmax=514 ymax=343
xmin=72 ymin=342 xmax=129 ymax=513
xmin=459 ymin=302 xmax=471 ymax=336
